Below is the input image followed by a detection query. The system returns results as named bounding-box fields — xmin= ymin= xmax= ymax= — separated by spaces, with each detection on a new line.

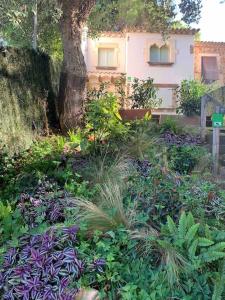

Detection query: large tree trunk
xmin=58 ymin=0 xmax=95 ymax=132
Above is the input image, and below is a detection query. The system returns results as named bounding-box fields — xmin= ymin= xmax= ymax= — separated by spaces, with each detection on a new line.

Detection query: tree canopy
xmin=88 ymin=0 xmax=202 ymax=35
xmin=0 ymin=0 xmax=62 ymax=59
xmin=0 ymin=0 xmax=203 ymax=58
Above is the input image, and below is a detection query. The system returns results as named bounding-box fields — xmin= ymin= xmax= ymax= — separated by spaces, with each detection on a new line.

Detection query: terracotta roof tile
xmin=195 ymin=41 xmax=225 ymax=46
xmin=101 ymin=26 xmax=199 ymax=36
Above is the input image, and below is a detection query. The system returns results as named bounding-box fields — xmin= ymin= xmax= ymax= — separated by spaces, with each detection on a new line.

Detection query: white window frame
xmin=97 ymin=44 xmax=119 ymax=68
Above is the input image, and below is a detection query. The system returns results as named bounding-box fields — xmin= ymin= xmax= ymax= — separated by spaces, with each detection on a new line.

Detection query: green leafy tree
xmin=0 ymin=0 xmax=62 ymax=58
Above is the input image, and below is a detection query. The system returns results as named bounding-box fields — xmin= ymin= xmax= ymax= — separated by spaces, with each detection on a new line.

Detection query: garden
xmin=0 ymin=79 xmax=225 ymax=300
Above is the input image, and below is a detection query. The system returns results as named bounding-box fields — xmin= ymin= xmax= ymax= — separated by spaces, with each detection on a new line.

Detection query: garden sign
xmin=201 ymin=93 xmax=225 ymax=175
xmin=212 ymin=113 xmax=224 ymax=128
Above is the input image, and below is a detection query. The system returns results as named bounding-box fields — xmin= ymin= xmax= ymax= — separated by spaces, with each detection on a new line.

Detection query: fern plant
xmin=157 ymin=212 xmax=225 ymax=294
xmin=163 ymin=212 xmax=225 ymax=264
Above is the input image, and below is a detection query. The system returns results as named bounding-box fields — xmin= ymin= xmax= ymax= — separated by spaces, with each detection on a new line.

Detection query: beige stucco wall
xmin=84 ymin=32 xmax=195 ymax=112
xmin=86 ymin=35 xmax=126 ymax=74
xmin=126 ymin=32 xmax=194 ymax=111
xmin=126 ymin=32 xmax=194 ymax=83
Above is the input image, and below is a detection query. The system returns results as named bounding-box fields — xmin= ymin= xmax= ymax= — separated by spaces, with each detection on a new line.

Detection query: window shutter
xmin=201 ymin=56 xmax=219 ymax=83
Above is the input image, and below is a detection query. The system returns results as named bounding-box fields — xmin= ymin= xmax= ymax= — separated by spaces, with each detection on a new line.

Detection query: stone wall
xmin=194 ymin=41 xmax=225 ymax=85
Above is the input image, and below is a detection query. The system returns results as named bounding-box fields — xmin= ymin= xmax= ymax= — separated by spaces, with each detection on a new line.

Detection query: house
xmin=194 ymin=41 xmax=225 ymax=85
xmin=82 ymin=27 xmax=198 ymax=114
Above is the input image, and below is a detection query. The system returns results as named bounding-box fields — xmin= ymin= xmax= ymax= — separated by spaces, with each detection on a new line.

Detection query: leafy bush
xmin=85 ymin=93 xmax=128 ymax=142
xmin=168 ymin=145 xmax=207 ymax=174
xmin=129 ymin=162 xmax=182 ymax=224
xmin=178 ymin=177 xmax=225 ymax=224
xmin=160 ymin=117 xmax=182 ymax=135
xmin=86 ymin=82 xmax=109 ymax=103
xmin=130 ymin=77 xmax=162 ymax=109
xmin=176 ymin=79 xmax=215 ymax=116
xmin=0 ymin=202 xmax=27 ymax=250
xmin=78 ymin=213 xmax=225 ymax=299
xmin=158 ymin=212 xmax=225 ymax=296
xmin=0 ymin=145 xmax=18 ymax=189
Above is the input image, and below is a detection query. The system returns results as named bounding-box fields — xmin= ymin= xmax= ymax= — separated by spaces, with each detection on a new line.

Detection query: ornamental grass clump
xmin=0 ymin=226 xmax=105 ymax=300
xmin=72 ymin=180 xmax=136 ymax=233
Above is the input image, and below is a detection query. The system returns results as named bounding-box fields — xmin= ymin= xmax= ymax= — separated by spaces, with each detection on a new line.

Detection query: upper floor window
xmin=98 ymin=48 xmax=117 ymax=68
xmin=160 ymin=45 xmax=169 ymax=63
xmin=201 ymin=56 xmax=219 ymax=84
xmin=149 ymin=44 xmax=171 ymax=65
xmin=150 ymin=45 xmax=160 ymax=62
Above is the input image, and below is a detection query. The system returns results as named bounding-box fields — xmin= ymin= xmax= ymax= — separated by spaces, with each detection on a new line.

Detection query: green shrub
xmin=86 ymin=82 xmax=109 ymax=103
xmin=130 ymin=77 xmax=162 ymax=109
xmin=129 ymin=162 xmax=182 ymax=224
xmin=0 ymin=202 xmax=27 ymax=250
xmin=160 ymin=116 xmax=182 ymax=134
xmin=168 ymin=145 xmax=206 ymax=174
xmin=85 ymin=93 xmax=128 ymax=141
xmin=176 ymin=79 xmax=215 ymax=116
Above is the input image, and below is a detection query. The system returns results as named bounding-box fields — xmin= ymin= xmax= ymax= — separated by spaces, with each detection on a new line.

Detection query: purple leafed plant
xmin=0 ymin=227 xmax=105 ymax=299
xmin=133 ymin=159 xmax=152 ymax=178
xmin=91 ymin=259 xmax=106 ymax=273
xmin=161 ymin=130 xmax=202 ymax=146
xmin=18 ymin=180 xmax=73 ymax=228
xmin=0 ymin=227 xmax=84 ymax=299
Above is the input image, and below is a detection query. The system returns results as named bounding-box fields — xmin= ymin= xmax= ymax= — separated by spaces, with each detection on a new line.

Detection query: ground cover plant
xmin=1 ymin=90 xmax=225 ymax=299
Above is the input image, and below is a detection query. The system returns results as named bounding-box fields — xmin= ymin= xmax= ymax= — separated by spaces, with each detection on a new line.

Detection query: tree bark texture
xmin=32 ymin=0 xmax=38 ymax=50
xmin=58 ymin=0 xmax=96 ymax=132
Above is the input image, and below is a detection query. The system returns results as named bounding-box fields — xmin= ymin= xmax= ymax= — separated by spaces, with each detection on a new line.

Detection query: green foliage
xmin=0 ymin=202 xmax=27 ymax=250
xmin=0 ymin=0 xmax=63 ymax=59
xmin=85 ymin=93 xmax=128 ymax=141
xmin=160 ymin=116 xmax=182 ymax=134
xmin=1 ymin=95 xmax=225 ymax=299
xmin=80 ymin=154 xmax=133 ymax=188
xmin=0 ymin=48 xmax=59 ymax=154
xmin=129 ymin=162 xmax=183 ymax=225
xmin=130 ymin=77 xmax=162 ymax=109
xmin=176 ymin=79 xmax=215 ymax=116
xmin=125 ymin=126 xmax=156 ymax=160
xmin=114 ymin=74 xmax=126 ymax=106
xmin=71 ymin=180 xmax=135 ymax=233
xmin=89 ymin=0 xmax=202 ymax=37
xmin=168 ymin=145 xmax=207 ymax=174
xmin=86 ymin=82 xmax=109 ymax=103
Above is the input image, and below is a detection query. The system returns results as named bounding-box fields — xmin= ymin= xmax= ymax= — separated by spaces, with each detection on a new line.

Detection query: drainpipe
xmin=125 ymin=33 xmax=129 ymax=100
xmin=81 ymin=26 xmax=88 ymax=65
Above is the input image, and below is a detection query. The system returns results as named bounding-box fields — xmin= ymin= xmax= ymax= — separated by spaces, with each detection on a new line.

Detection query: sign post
xmin=212 ymin=107 xmax=222 ymax=175
xmin=200 ymin=95 xmax=207 ymax=141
